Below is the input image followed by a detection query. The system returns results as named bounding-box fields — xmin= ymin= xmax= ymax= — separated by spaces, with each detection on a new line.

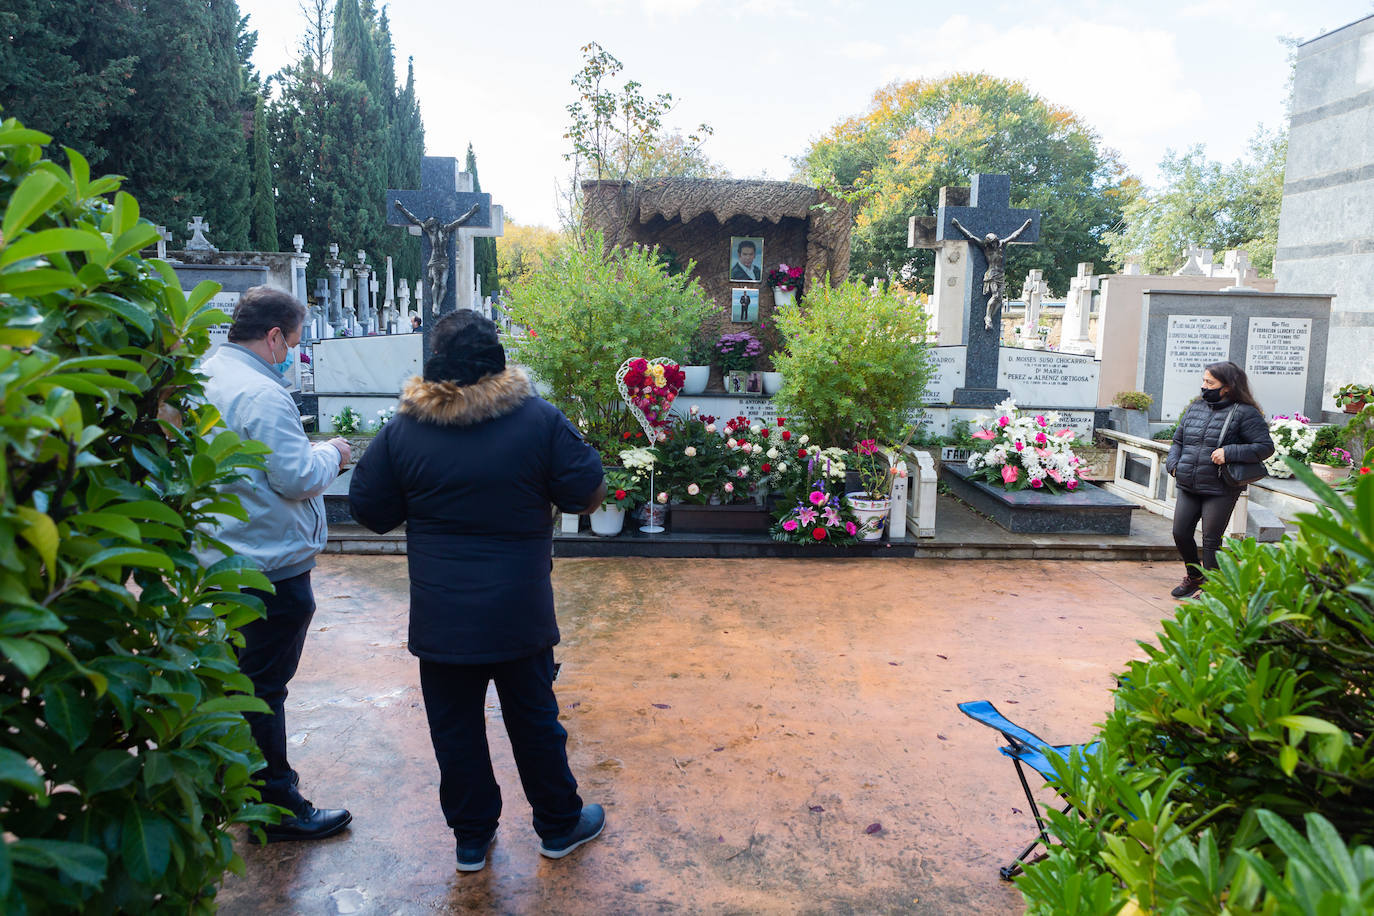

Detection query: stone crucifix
xmin=936 ymin=174 xmax=1041 ymax=407
xmin=392 ymin=200 xmax=479 ymax=318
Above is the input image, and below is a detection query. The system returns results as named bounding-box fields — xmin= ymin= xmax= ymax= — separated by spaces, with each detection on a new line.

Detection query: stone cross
xmin=1174 ymin=246 xmax=1214 ymax=277
xmin=185 ymin=216 xmax=217 ymax=252
xmin=155 ymin=225 xmax=171 ymax=260
xmin=292 ymin=233 xmax=305 ymax=254
xmin=387 ymin=156 xmax=493 ymax=352
xmin=455 ymin=212 xmax=505 ymax=312
xmin=313 ymin=278 xmax=331 ymax=339
xmin=908 ymin=185 xmax=969 ymax=345
xmin=1016 ymin=269 xmax=1049 ymax=349
xmin=936 ymin=174 xmax=1041 ymax=407
xmin=397 ymin=279 xmax=412 ymax=329
xmin=1060 ymin=262 xmax=1099 ymax=355
xmin=1221 ymin=248 xmax=1255 ymax=291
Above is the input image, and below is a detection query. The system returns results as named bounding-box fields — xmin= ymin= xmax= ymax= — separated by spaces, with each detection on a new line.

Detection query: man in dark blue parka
xmin=348 ymin=310 xmax=607 ymax=872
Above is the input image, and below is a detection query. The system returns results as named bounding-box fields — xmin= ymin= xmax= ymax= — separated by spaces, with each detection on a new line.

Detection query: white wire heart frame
xmin=616 ymin=357 xmax=683 ymax=443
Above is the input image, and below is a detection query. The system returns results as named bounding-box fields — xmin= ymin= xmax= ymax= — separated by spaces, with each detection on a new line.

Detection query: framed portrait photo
xmin=731 ymin=287 xmax=758 ymax=323
xmin=729 ymin=236 xmax=763 ymax=282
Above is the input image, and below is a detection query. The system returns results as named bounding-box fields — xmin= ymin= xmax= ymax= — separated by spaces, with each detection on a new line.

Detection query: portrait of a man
xmin=731 ymin=288 xmax=758 ymax=323
xmin=729 ymin=237 xmax=763 ymax=281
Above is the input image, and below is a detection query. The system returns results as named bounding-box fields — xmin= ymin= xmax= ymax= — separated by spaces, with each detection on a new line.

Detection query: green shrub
xmin=1 ymin=117 xmax=275 ymax=911
xmin=1112 ymin=390 xmax=1153 ymax=411
xmin=770 ymin=278 xmax=933 ymax=447
xmin=1019 ymin=460 xmax=1374 ymax=914
xmin=505 ymin=231 xmax=714 ymax=461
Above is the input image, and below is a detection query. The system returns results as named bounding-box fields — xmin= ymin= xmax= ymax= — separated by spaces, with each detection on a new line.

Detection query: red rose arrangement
xmin=621 ymin=358 xmax=685 ymax=429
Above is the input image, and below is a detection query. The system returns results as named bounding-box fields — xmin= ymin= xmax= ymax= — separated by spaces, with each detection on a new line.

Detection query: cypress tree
xmin=390 ymin=57 xmax=425 ymax=283
xmin=466 ymin=143 xmax=499 ymax=298
xmin=249 ymin=96 xmax=278 ymax=251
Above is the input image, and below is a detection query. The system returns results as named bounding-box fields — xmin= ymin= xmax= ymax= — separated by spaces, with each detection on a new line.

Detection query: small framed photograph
xmin=731 ymin=287 xmax=758 ymax=323
xmin=729 ymin=237 xmax=763 ymax=282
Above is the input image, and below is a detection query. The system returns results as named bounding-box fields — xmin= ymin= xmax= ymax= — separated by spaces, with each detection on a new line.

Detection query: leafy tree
xmin=1019 ymin=460 xmax=1374 ymax=913
xmin=249 ymin=96 xmax=278 ymax=251
xmin=504 ymin=232 xmax=715 ymax=461
xmin=496 ymin=219 xmax=564 ymax=290
xmin=388 ymin=57 xmax=425 ymax=282
xmin=562 ymin=42 xmax=714 ymax=234
xmin=465 ymin=143 xmax=499 ymax=297
xmin=0 ymin=117 xmax=276 ymax=911
xmin=628 ymin=130 xmax=730 ymax=180
xmin=0 ymin=1 xmax=257 ymax=249
xmin=1104 ymin=128 xmax=1287 ymax=276
xmin=795 ymin=74 xmax=1131 ymax=295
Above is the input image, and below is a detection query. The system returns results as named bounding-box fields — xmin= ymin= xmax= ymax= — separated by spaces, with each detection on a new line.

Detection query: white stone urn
xmin=761 ymin=371 xmax=783 ymax=395
xmin=772 ymin=287 xmax=797 ymax=307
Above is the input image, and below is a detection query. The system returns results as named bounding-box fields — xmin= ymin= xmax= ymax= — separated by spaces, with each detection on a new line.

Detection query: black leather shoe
xmin=261 ymin=804 xmax=352 ymax=843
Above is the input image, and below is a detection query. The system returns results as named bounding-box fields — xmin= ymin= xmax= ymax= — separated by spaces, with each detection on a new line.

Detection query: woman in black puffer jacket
xmin=1165 ymin=360 xmax=1274 ymax=599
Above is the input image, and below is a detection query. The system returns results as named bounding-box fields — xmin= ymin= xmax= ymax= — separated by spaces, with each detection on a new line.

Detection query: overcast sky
xmin=236 ymin=0 xmax=1374 ymax=230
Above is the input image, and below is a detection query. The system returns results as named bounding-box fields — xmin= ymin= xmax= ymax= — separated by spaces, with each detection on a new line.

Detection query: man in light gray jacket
xmin=199 ymin=286 xmax=353 ymax=842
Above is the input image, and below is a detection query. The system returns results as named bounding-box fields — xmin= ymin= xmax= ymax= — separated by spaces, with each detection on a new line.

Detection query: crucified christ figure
xmin=393 ymin=200 xmax=481 ymax=315
xmin=951 ymin=217 xmax=1033 ymax=331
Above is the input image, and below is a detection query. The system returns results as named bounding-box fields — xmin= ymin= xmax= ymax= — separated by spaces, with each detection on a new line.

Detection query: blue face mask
xmin=271 ymin=336 xmax=296 ymax=375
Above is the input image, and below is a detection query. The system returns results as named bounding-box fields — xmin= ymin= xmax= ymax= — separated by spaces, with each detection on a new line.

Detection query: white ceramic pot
xmin=761 ymin=371 xmax=783 ymax=395
xmin=588 ymin=505 xmax=625 ymax=536
xmin=682 ymin=365 xmax=709 ymax=395
xmin=844 ymin=492 xmax=892 ymax=542
xmin=773 ymin=287 xmax=796 ymax=306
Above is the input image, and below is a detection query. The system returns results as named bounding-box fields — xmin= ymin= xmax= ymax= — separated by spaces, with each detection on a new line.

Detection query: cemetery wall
xmin=1275 ymin=13 xmax=1374 ymax=400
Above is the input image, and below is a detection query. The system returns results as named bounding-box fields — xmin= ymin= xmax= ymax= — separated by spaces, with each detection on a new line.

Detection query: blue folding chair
xmin=958 ymin=700 xmax=1099 ymax=880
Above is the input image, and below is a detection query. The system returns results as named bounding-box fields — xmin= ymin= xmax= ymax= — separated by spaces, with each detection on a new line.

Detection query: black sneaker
xmin=1170 ymin=576 xmax=1204 ymax=599
xmin=538 ymin=804 xmax=605 ymax=859
xmin=456 ymin=834 xmax=495 ymax=872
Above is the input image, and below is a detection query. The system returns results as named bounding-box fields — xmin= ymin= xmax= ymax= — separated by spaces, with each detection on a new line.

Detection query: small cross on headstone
xmin=293 ymin=234 xmax=305 ymax=254
xmin=155 ymin=225 xmax=172 ymax=260
xmin=185 ymin=216 xmax=217 ymax=252
xmin=935 ymin=174 xmax=1041 ymax=407
xmin=1221 ymin=249 xmax=1255 ymax=291
xmin=1061 ymin=262 xmax=1099 ymax=355
xmin=1174 ymin=246 xmax=1213 ymax=277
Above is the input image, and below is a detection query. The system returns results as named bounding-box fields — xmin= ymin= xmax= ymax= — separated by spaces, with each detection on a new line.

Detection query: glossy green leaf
xmin=0 ymin=748 xmax=45 ymax=795
xmin=0 ymin=227 xmax=105 ymax=268
xmin=77 ymin=293 xmax=155 ymax=337
xmin=15 ymin=506 xmax=57 ymax=587
xmin=84 ymin=750 xmax=141 ymax=795
xmin=121 ymin=808 xmax=173 ymax=884
xmin=2 ymin=170 xmax=66 ymax=239
xmin=41 ymin=682 xmax=92 ymax=750
xmin=8 ymin=839 xmax=106 ymax=887
xmin=0 ymin=636 xmax=51 ymax=679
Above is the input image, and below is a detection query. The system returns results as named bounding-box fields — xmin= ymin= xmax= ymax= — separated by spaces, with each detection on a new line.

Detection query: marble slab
xmin=1160 ymin=314 xmax=1231 ymax=421
xmin=996 ymin=347 xmax=1100 ymax=408
xmin=942 ymin=462 xmax=1134 ymax=534
xmin=1246 ymin=316 xmax=1312 ymax=417
xmin=922 ymin=346 xmax=966 ymax=404
xmin=314 ymin=334 xmax=423 ymax=395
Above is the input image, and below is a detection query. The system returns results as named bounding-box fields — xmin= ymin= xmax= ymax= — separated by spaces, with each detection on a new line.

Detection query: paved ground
xmin=218 ymin=555 xmax=1182 ymax=915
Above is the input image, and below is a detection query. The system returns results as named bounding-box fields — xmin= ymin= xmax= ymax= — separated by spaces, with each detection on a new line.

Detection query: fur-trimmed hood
xmin=398 ymin=367 xmax=534 ymax=426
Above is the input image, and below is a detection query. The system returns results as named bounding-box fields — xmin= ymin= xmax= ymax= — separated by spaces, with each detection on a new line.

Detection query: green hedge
xmin=1 ymin=116 xmax=275 ymax=911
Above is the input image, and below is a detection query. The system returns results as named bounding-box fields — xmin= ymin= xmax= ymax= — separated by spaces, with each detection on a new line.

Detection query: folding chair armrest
xmin=958 ymin=700 xmax=1052 ymax=752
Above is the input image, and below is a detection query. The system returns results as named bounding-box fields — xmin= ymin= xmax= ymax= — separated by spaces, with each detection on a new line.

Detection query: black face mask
xmin=1200 ymin=387 xmax=1223 ymax=403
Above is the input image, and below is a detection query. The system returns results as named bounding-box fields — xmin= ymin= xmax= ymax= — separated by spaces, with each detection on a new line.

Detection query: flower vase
xmin=844 ymin=493 xmax=891 ymax=542
xmin=773 ymin=287 xmax=796 ymax=307
xmin=761 ymin=371 xmax=783 ymax=395
xmin=1310 ymin=463 xmax=1351 ymax=484
xmin=682 ymin=365 xmax=709 ymax=395
xmin=588 ymin=505 xmax=625 ymax=536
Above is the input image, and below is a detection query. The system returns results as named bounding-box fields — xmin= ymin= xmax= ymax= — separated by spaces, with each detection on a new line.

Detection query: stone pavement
xmin=218 ymin=555 xmax=1182 ymax=914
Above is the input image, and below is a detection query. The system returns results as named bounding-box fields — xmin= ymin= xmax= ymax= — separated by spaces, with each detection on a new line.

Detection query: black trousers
xmin=418 ymin=648 xmax=582 ymax=844
xmin=240 ymin=571 xmax=316 ymax=813
xmin=1173 ymin=487 xmax=1241 ymax=578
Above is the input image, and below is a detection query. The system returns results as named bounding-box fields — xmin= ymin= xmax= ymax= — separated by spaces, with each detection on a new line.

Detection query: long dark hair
xmin=1205 ymin=360 xmax=1262 ymax=413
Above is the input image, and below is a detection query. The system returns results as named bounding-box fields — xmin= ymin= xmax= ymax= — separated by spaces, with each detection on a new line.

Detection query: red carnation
xmin=812 ymin=527 xmax=827 ymax=541
xmin=762 ymin=463 xmax=772 ymax=472
xmin=781 ymin=430 xmax=791 ymax=441
xmin=777 ymin=417 xmax=786 ymax=426
xmin=760 ymin=429 xmax=770 ymax=438
xmin=797 ymin=448 xmax=807 ymax=458
xmin=630 ymin=358 xmax=647 ymax=370
xmin=615 ymin=489 xmax=626 ymax=500
xmin=1363 ymin=467 xmax=1372 ymax=475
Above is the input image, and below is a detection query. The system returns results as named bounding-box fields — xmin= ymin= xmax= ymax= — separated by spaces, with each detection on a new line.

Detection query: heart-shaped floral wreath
xmin=616 ymin=357 xmax=685 ymax=440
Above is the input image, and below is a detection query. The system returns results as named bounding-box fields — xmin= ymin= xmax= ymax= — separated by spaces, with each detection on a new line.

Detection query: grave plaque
xmin=921 ymin=346 xmax=966 ymax=404
xmin=997 ymin=349 xmax=1099 ymax=408
xmin=1245 ymin=317 xmax=1312 ymax=417
xmin=1161 ymin=315 xmax=1231 ymax=420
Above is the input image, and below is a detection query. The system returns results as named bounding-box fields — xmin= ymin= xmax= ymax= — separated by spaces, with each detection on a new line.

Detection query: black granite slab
xmin=941 ymin=462 xmax=1134 ymax=535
